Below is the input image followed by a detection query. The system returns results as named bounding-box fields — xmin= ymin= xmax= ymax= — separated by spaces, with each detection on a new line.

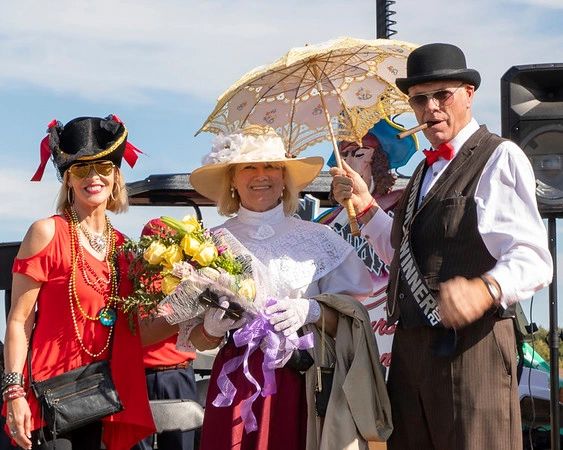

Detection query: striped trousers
xmin=387 ymin=314 xmax=522 ymax=450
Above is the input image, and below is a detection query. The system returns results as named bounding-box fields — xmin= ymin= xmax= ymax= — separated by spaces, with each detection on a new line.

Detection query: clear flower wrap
xmin=120 ymin=216 xmax=260 ymax=322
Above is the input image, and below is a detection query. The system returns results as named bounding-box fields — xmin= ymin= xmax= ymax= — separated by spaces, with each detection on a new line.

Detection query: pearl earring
xmin=231 ymin=187 xmax=235 ymax=198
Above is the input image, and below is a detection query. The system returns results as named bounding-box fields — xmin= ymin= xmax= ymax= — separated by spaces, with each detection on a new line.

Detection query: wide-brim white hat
xmin=190 ymin=129 xmax=324 ymax=202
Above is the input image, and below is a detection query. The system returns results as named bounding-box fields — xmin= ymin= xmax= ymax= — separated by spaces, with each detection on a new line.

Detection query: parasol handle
xmin=312 ymin=66 xmax=360 ymax=236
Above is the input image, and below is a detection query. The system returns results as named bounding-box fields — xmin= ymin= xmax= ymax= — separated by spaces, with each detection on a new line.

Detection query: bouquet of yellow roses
xmin=120 ymin=215 xmax=257 ymax=322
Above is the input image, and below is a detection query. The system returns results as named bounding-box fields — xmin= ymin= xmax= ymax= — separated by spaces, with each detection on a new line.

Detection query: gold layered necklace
xmin=66 ymin=208 xmax=118 ymax=357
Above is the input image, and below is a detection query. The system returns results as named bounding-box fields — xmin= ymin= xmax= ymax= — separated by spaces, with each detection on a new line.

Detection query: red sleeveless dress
xmin=9 ymin=215 xmax=155 ymax=450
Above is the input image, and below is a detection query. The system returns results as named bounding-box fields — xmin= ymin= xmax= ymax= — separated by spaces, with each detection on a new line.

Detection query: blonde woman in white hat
xmin=184 ymin=127 xmax=385 ymax=450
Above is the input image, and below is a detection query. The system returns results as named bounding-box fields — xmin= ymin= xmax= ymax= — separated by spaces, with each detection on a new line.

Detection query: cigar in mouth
xmin=396 ymin=122 xmax=430 ymax=139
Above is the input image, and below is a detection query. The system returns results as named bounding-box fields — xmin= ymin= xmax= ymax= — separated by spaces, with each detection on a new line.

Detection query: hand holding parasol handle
xmin=326 ymin=136 xmax=361 ymax=236
xmin=312 ymin=65 xmax=360 ymax=236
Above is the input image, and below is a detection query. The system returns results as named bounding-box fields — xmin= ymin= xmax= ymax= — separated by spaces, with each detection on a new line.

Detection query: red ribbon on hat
xmin=111 ymin=114 xmax=144 ymax=169
xmin=31 ymin=119 xmax=58 ymax=182
xmin=423 ymin=142 xmax=455 ymax=166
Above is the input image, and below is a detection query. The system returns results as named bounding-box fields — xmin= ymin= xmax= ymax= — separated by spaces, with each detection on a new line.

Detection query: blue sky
xmin=1 ymin=0 xmax=562 ymax=331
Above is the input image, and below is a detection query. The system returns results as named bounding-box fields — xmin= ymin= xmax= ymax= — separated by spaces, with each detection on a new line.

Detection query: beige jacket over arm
xmin=304 ymin=293 xmax=392 ymax=450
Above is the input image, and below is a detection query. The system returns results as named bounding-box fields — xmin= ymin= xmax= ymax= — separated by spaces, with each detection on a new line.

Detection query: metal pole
xmin=548 ymin=216 xmax=560 ymax=450
xmin=376 ymin=0 xmax=397 ymax=39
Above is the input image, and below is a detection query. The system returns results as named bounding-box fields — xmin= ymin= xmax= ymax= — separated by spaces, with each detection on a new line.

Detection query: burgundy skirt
xmin=199 ymin=341 xmax=308 ymax=450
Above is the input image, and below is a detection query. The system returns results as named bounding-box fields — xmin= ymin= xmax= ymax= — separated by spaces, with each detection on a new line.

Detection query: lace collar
xmin=236 ymin=203 xmax=285 ymax=226
xmin=235 ymin=203 xmax=285 ymax=240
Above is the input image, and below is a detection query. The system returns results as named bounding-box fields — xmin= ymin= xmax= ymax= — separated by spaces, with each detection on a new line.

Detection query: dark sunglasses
xmin=68 ymin=161 xmax=115 ymax=178
xmin=408 ymin=84 xmax=464 ymax=109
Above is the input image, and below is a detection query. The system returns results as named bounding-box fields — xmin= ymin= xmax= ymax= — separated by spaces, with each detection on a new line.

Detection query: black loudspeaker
xmin=501 ymin=64 xmax=563 ymax=214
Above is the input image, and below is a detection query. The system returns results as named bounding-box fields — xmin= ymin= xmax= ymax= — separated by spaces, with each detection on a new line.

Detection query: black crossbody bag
xmin=28 ymin=334 xmax=123 ymax=439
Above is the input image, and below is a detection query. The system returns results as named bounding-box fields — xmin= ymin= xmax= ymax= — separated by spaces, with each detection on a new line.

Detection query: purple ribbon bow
xmin=212 ymin=298 xmax=314 ymax=433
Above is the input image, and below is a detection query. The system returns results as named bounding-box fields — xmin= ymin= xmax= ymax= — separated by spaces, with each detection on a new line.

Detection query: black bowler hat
xmin=31 ymin=115 xmax=141 ymax=181
xmin=396 ymin=43 xmax=481 ymax=94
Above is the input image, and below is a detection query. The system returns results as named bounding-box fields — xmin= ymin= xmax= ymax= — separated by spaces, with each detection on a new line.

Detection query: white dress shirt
xmin=363 ymin=118 xmax=553 ymax=305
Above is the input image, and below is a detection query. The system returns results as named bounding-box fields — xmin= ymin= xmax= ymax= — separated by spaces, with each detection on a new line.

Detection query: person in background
xmin=331 ymin=43 xmax=552 ymax=449
xmin=3 ymin=116 xmax=155 ymax=450
xmin=316 ymin=118 xmax=418 ymax=369
xmin=131 ymin=218 xmax=197 ymax=450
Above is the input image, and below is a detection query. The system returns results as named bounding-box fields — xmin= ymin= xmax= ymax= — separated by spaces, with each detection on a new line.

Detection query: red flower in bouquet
xmin=119 ymin=215 xmax=255 ymax=320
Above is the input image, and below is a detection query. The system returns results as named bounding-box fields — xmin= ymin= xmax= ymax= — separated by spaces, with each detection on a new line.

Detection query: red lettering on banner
xmin=364 ymin=297 xmax=386 ymax=311
xmin=372 ymin=318 xmax=396 ymax=336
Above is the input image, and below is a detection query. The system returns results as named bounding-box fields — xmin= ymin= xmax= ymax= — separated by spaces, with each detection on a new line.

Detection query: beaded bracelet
xmin=2 ymin=384 xmax=25 ymax=398
xmin=356 ymin=198 xmax=376 ymax=220
xmin=2 ymin=384 xmax=25 ymax=401
xmin=2 ymin=372 xmax=24 ymax=392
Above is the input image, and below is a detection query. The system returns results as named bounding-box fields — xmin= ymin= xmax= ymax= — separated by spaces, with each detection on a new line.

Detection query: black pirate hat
xmin=32 ymin=114 xmax=142 ymax=181
xmin=396 ymin=43 xmax=481 ymax=94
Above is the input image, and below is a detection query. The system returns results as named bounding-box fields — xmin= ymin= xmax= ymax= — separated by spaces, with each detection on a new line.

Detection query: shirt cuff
xmin=362 ymin=208 xmax=393 ymax=240
xmin=485 ymin=267 xmax=514 ymax=308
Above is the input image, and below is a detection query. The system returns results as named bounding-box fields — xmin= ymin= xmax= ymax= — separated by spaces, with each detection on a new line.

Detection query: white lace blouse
xmin=177 ymin=203 xmax=374 ymax=350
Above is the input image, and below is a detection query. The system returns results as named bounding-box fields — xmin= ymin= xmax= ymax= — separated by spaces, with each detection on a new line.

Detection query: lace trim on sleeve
xmin=176 ymin=318 xmax=202 ymax=352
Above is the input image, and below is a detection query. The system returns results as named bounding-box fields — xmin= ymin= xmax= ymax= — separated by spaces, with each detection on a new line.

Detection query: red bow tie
xmin=423 ymin=142 xmax=455 ymax=166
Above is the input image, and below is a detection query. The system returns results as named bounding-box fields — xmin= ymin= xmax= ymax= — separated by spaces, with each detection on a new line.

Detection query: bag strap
xmin=396 ymin=165 xmax=443 ymax=327
xmin=321 ymin=306 xmax=326 ymax=367
xmin=316 ymin=307 xmax=325 ymax=391
xmin=27 ymin=325 xmax=36 ymax=385
xmin=27 ymin=314 xmax=116 ymax=385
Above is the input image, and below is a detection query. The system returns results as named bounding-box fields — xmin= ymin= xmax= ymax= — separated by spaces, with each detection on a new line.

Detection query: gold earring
xmin=67 ymin=187 xmax=74 ymax=205
xmin=109 ymin=182 xmax=118 ymax=202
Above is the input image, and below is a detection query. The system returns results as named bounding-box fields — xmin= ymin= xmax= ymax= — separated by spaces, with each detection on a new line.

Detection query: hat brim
xmin=189 ymin=156 xmax=324 ymax=202
xmin=396 ymin=69 xmax=481 ymax=94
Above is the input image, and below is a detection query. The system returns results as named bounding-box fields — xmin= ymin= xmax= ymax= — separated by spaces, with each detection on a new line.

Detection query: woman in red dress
xmin=2 ymin=116 xmax=155 ymax=449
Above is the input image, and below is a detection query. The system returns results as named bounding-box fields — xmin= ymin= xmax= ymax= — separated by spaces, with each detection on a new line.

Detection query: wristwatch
xmin=479 ymin=275 xmax=501 ymax=306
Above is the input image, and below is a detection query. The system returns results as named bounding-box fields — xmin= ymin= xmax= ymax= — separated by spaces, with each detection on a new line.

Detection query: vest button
xmin=399 ymin=293 xmax=404 ymax=299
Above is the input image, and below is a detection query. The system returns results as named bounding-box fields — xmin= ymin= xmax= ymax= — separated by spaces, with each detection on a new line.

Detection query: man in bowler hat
xmin=331 ymin=43 xmax=552 ymax=449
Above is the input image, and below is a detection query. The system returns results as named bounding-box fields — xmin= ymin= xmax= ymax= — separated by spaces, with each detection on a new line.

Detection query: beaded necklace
xmin=66 ymin=208 xmax=118 ymax=357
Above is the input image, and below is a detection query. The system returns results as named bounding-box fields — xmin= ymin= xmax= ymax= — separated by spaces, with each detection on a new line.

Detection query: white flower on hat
xmin=203 ymin=133 xmax=246 ymax=165
xmin=203 ymin=128 xmax=287 ymax=166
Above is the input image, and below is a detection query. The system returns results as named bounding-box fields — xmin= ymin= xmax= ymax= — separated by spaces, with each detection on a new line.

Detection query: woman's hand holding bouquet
xmin=120 ymin=216 xmax=256 ymax=325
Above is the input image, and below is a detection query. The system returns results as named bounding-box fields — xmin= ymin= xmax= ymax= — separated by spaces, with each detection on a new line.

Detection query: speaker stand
xmin=547 ymin=216 xmax=560 ymax=450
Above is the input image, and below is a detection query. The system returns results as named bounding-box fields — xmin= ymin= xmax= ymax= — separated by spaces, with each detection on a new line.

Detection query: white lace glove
xmin=266 ymin=297 xmax=321 ymax=336
xmin=203 ymin=298 xmax=246 ymax=338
